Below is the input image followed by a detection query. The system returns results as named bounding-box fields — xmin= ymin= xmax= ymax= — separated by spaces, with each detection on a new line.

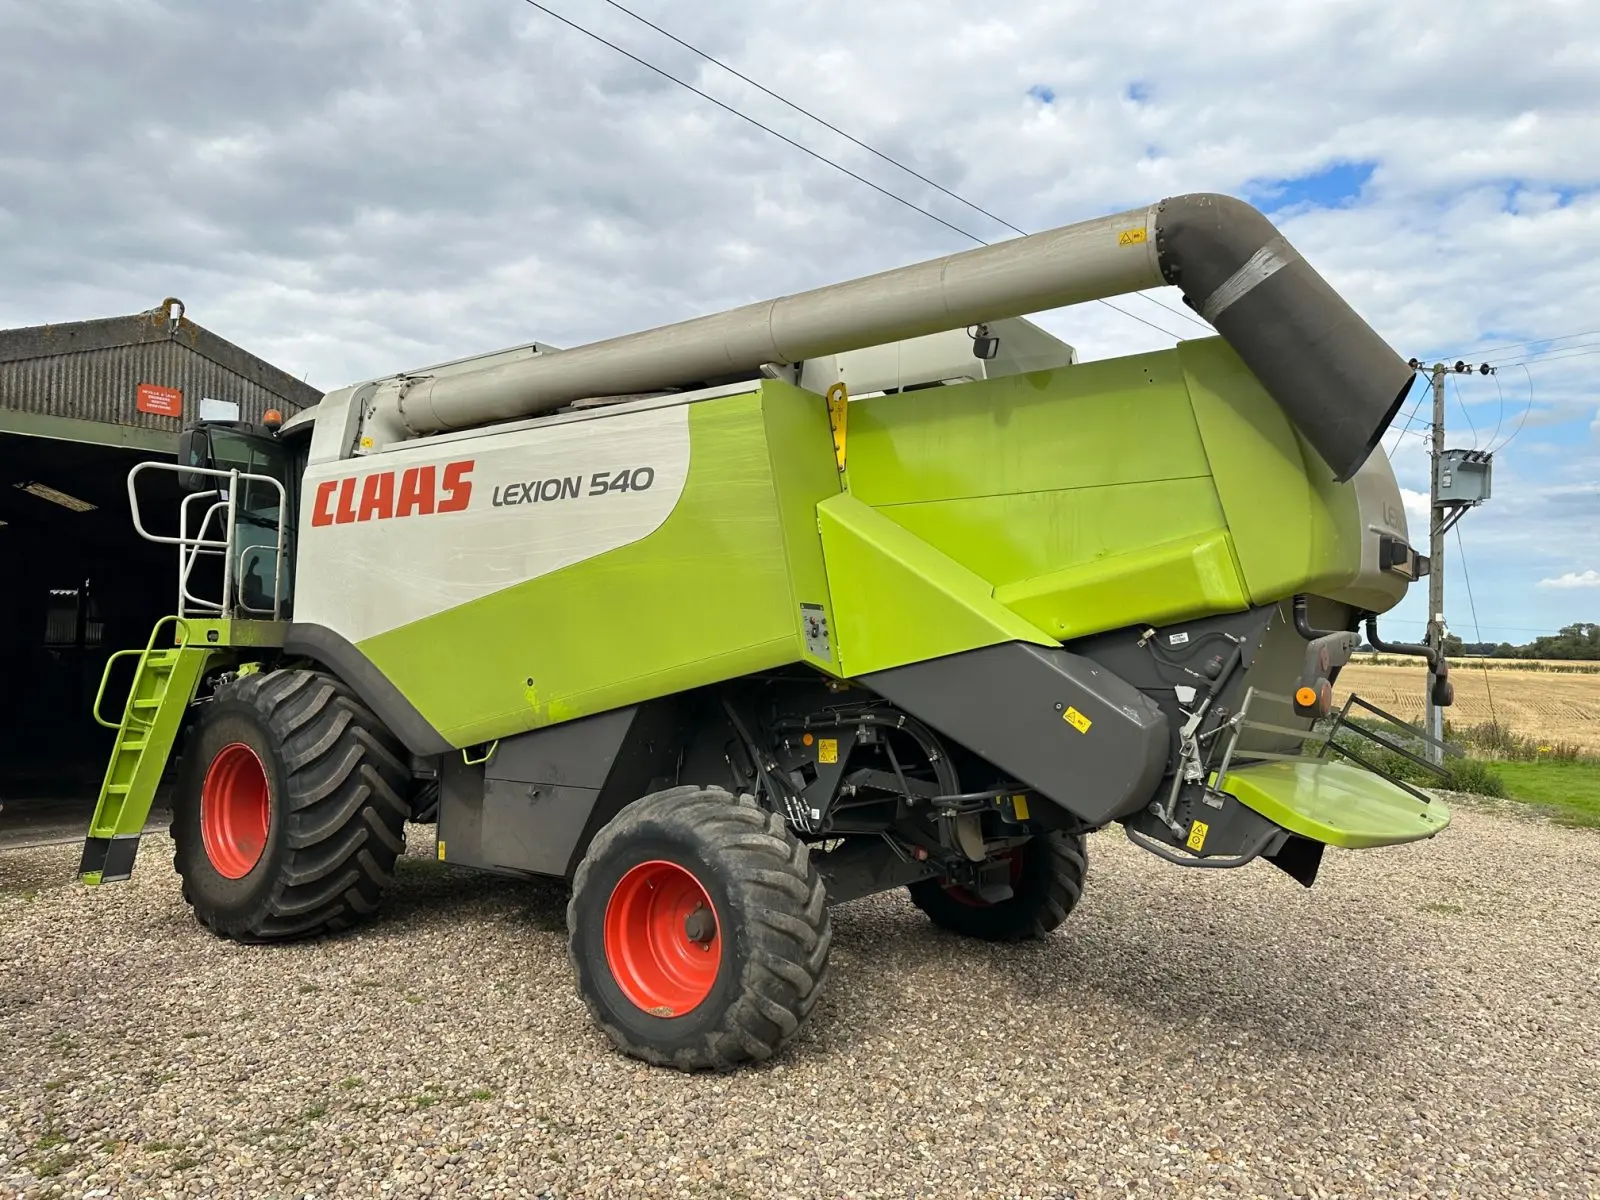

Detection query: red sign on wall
xmin=136 ymin=383 xmax=183 ymax=417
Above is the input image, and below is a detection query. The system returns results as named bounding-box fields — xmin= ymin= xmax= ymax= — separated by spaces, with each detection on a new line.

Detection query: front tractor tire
xmin=171 ymin=668 xmax=411 ymax=943
xmin=908 ymin=830 xmax=1088 ymax=942
xmin=567 ymin=787 xmax=831 ymax=1072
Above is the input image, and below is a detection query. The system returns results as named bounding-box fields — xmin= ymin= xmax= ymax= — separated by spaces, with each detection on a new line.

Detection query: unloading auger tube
xmin=386 ymin=192 xmax=1416 ymax=482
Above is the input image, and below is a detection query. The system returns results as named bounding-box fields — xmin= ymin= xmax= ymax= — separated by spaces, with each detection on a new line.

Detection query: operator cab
xmin=174 ymin=411 xmax=304 ymax=618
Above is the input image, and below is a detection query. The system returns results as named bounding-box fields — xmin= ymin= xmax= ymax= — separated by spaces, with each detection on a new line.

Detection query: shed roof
xmin=0 ymin=299 xmax=325 ymax=452
xmin=0 ymin=299 xmax=321 ymax=412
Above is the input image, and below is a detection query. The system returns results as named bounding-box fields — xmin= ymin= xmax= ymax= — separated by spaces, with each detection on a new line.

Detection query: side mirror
xmin=176 ymin=427 xmax=213 ymax=493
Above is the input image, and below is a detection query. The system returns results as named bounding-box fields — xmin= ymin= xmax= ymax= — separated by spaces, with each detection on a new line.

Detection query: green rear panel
xmin=1217 ymin=760 xmax=1452 ymax=849
xmin=1177 ymin=339 xmax=1363 ymax=604
xmin=839 ymin=338 xmax=1369 ymax=637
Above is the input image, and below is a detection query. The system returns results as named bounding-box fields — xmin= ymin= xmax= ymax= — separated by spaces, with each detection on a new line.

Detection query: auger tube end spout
xmin=396 ymin=192 xmax=1414 ymax=481
xmin=1154 ymin=192 xmax=1417 ymax=482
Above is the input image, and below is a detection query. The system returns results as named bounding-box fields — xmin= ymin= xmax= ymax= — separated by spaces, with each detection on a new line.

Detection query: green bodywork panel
xmin=816 ymin=493 xmax=1055 ymax=675
xmin=993 ymin=529 xmax=1248 ymax=640
xmin=840 ymin=338 xmax=1371 ymax=636
xmin=1217 ymin=759 xmax=1452 ymax=849
xmin=1177 ymin=339 xmax=1363 ymax=604
xmin=180 ymin=618 xmax=289 ymax=650
xmin=360 ymin=386 xmax=844 ymax=747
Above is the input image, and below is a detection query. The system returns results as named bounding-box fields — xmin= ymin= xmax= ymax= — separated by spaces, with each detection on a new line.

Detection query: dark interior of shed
xmin=0 ymin=432 xmax=183 ymax=827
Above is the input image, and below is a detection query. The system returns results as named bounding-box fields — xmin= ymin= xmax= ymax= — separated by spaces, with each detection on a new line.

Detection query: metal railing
xmin=126 ymin=462 xmax=288 ymax=621
xmin=1209 ymin=686 xmax=1454 ymax=805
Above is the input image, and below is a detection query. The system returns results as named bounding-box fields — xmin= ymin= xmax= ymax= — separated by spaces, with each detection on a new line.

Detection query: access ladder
xmin=78 ymin=616 xmax=212 ymax=883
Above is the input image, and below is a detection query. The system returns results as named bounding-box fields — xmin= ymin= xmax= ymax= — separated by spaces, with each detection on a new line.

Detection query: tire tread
xmin=568 ymin=788 xmax=830 ymax=1072
xmin=174 ymin=668 xmax=411 ymax=943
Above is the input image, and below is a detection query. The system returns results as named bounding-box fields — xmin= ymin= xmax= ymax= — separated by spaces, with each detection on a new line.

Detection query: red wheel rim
xmin=943 ymin=846 xmax=1025 ymax=908
xmin=603 ymin=860 xmax=722 ymax=1017
xmin=200 ymin=743 xmax=270 ymax=879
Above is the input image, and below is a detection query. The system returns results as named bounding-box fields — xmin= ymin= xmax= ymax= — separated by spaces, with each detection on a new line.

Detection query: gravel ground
xmin=2 ymin=801 xmax=1597 ymax=1199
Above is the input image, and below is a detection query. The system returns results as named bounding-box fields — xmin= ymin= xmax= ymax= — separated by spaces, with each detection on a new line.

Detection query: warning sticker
xmin=1187 ymin=820 xmax=1209 ymax=852
xmin=1063 ymin=706 xmax=1092 ymax=734
xmin=1117 ymin=228 xmax=1148 ymax=247
xmin=136 ymin=383 xmax=183 ymax=417
xmin=817 ymin=738 xmax=838 ymax=764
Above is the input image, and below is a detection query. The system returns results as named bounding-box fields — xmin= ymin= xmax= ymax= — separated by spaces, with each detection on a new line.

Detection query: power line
xmin=517 ymin=0 xmax=988 ymax=245
xmin=1385 ymin=377 xmax=1431 ymax=456
xmin=593 ymin=0 xmax=1216 ymax=337
xmin=1435 ymin=327 xmax=1600 ymax=362
xmin=516 ymin=0 xmax=1195 ymax=342
xmin=1454 ymin=523 xmax=1500 ymax=730
xmin=1515 ymin=337 xmax=1600 ymax=362
xmin=1498 ymin=345 xmax=1600 ymax=369
xmin=1486 ymin=367 xmax=1507 ymax=449
xmin=1486 ymin=364 xmax=1536 ymax=455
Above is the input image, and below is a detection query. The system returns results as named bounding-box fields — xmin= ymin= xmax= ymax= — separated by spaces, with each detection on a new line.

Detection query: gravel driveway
xmin=2 ymin=801 xmax=1596 ymax=1199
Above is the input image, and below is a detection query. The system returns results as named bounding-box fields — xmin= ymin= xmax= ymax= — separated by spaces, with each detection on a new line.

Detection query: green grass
xmin=1490 ymin=760 xmax=1600 ymax=829
xmin=1330 ymin=717 xmax=1600 ymax=830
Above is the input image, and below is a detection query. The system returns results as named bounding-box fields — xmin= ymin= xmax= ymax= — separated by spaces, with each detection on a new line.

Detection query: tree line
xmin=1438 ymin=622 xmax=1600 ymax=661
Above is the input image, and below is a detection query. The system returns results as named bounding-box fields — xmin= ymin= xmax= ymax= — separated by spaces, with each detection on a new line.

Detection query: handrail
xmin=91 ymin=616 xmax=192 ymax=730
xmin=126 ymin=462 xmax=288 ymax=621
xmin=92 ymin=650 xmax=147 ymax=730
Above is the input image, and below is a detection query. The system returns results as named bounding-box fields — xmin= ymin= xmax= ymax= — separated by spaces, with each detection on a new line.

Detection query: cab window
xmin=205 ymin=429 xmax=296 ymax=614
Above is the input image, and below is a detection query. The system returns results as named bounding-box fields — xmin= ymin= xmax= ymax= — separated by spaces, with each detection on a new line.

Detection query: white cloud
xmin=1538 ymin=570 xmax=1600 ymax=590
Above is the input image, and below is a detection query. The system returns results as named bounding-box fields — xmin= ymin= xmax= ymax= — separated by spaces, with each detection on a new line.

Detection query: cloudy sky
xmin=2 ymin=0 xmax=1597 ymax=643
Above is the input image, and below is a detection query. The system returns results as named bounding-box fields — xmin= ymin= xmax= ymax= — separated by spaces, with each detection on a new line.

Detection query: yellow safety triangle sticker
xmin=818 ymin=738 xmax=839 ymax=764
xmin=1187 ymin=821 xmax=1209 ymax=852
xmin=1118 ymin=228 xmax=1148 ymax=246
xmin=1063 ymin=706 xmax=1092 ymax=734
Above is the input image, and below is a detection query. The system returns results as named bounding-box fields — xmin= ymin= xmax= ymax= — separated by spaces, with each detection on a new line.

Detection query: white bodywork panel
xmin=293 ymin=403 xmax=691 ymax=643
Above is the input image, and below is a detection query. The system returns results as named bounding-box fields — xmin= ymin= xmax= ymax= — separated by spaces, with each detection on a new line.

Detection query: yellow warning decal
xmin=1186 ymin=821 xmax=1209 ymax=852
xmin=1117 ymin=227 xmax=1148 ymax=246
xmin=1011 ymin=794 xmax=1031 ymax=821
xmin=1063 ymin=706 xmax=1092 ymax=734
xmin=818 ymin=738 xmax=839 ymax=764
xmin=825 ymin=382 xmax=849 ymax=473
xmin=437 ymin=840 xmax=447 ymax=861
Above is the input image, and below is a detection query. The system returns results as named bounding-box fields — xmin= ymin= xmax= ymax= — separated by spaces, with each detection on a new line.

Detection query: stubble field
xmin=1333 ymin=657 xmax=1600 ymax=754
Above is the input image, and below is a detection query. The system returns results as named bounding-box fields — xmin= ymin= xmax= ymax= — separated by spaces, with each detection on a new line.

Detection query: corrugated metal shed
xmin=0 ymin=298 xmax=322 ymax=452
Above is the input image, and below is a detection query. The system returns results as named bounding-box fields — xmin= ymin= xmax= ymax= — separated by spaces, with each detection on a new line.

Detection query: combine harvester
xmin=81 ymin=193 xmax=1454 ymax=1070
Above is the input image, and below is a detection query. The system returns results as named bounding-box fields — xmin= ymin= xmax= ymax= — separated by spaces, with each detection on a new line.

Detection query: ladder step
xmin=131 ymin=698 xmax=162 ymax=710
xmin=120 ymin=739 xmax=148 ymax=753
xmin=105 ymin=784 xmax=131 ymax=795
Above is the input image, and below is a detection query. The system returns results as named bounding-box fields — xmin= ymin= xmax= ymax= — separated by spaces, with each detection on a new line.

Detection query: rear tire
xmin=171 ymin=668 xmax=411 ymax=943
xmin=907 ymin=831 xmax=1087 ymax=942
xmin=567 ymin=787 xmax=830 ymax=1071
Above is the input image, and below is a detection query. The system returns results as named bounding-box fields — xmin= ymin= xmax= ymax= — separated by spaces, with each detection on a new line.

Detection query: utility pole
xmin=1407 ymin=357 xmax=1496 ymax=764
xmin=1425 ymin=364 xmax=1448 ymax=760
